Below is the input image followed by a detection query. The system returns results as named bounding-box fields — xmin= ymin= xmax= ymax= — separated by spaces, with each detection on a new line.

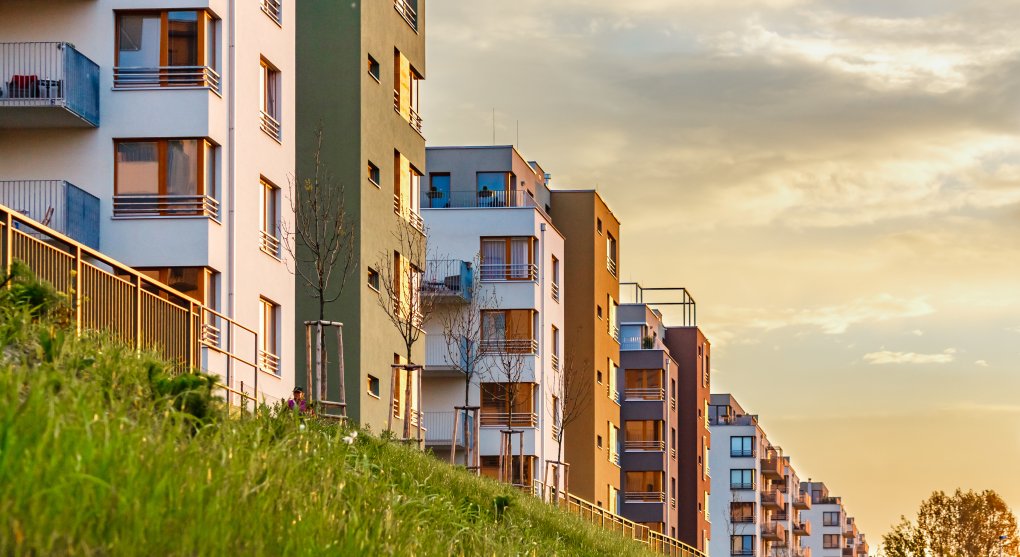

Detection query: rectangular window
xmin=392 ymin=151 xmax=423 ymax=229
xmin=731 ymin=502 xmax=754 ymax=523
xmin=480 ymin=237 xmax=535 ymax=280
xmin=258 ymin=297 xmax=280 ymax=375
xmin=367 ymin=54 xmax=380 ymax=81
xmin=624 ymin=369 xmax=663 ymax=400
xmin=671 ymin=427 xmax=677 ymax=459
xmin=730 ymin=469 xmax=754 ymax=490
xmin=624 ymin=471 xmax=662 ymax=500
xmin=393 ymin=49 xmax=423 ymax=132
xmin=424 ymin=172 xmax=451 ymax=208
xmin=624 ymin=420 xmax=663 ymax=451
xmin=596 ymin=217 xmax=603 ymax=234
xmin=367 ymin=374 xmax=380 ymax=398
xmin=824 ymin=534 xmax=841 ymax=549
xmin=115 ymin=11 xmax=218 ymax=89
xmin=608 ymin=358 xmax=619 ymax=402
xmin=259 ymin=58 xmax=282 ymax=141
xmin=731 ymin=535 xmax=754 ymax=556
xmin=259 ymin=178 xmax=280 ymax=257
xmin=608 ymin=485 xmax=619 ymax=514
xmin=551 ymin=255 xmax=560 ymax=301
xmin=606 ymin=232 xmax=618 ymax=276
xmin=479 ymin=383 xmax=536 ymax=427
xmin=137 ymin=267 xmax=216 ymax=307
xmin=368 ymin=161 xmax=381 ymax=186
xmin=608 ymin=422 xmax=619 ymax=464
xmin=480 ymin=309 xmax=535 ymax=354
xmin=551 ymin=325 xmax=560 ymax=371
xmin=730 ymin=436 xmax=754 ymax=458
xmin=607 ymin=295 xmax=619 ymax=340
xmin=824 ymin=512 xmax=841 ymax=526
xmin=367 ymin=267 xmax=380 ymax=291
xmin=114 ymin=139 xmax=217 ymax=218
xmin=476 ymin=171 xmax=518 ymax=207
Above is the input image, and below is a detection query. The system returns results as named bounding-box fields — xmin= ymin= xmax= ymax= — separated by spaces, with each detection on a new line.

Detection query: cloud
xmin=715 ymin=294 xmax=934 ymax=335
xmin=863 ymin=348 xmax=956 ymax=364
xmin=975 ymin=359 xmax=989 ymax=367
xmin=912 ymin=329 xmax=924 ymax=336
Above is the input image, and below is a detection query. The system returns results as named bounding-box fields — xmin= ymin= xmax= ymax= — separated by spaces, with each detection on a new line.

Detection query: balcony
xmin=393 ymin=0 xmax=419 ymax=31
xmin=624 ymin=387 xmax=665 ymax=401
xmin=261 ymin=0 xmax=283 ymax=24
xmin=423 ymin=411 xmax=473 ymax=447
xmin=624 ymin=439 xmax=665 ymax=452
xmin=624 ymin=491 xmax=664 ymax=503
xmin=409 ymin=105 xmax=423 ymax=136
xmin=479 ymin=411 xmax=537 ymax=428
xmin=113 ymin=66 xmax=221 ymax=94
xmin=480 ymin=263 xmax=537 ymax=282
xmin=551 ymin=353 xmax=560 ymax=371
xmin=842 ymin=549 xmax=855 ymax=557
xmin=551 ymin=281 xmax=560 ymax=301
xmin=607 ymin=383 xmax=620 ymax=403
xmin=762 ymin=522 xmax=787 ymax=543
xmin=479 ymin=338 xmax=538 ymax=355
xmin=794 ymin=548 xmax=811 ymax=557
xmin=424 ymin=334 xmax=470 ymax=371
xmin=113 ymin=195 xmax=219 ymax=219
xmin=0 ymin=42 xmax=99 ymax=128
xmin=393 ymin=194 xmax=424 ymax=232
xmin=420 ymin=190 xmax=548 ymax=217
xmin=0 ymin=180 xmax=99 ymax=248
xmin=792 ymin=492 xmax=812 ymax=510
xmin=761 ymin=453 xmax=784 ymax=480
xmin=793 ymin=521 xmax=811 ymax=536
xmin=761 ymin=489 xmax=785 ymax=509
xmin=423 ymin=259 xmax=472 ymax=302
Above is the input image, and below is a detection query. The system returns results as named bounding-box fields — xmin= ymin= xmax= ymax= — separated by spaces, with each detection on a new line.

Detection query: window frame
xmin=258 ymin=296 xmax=281 ymax=376
xmin=113 ymin=138 xmax=218 ymax=218
xmin=114 ymin=10 xmax=218 ymax=90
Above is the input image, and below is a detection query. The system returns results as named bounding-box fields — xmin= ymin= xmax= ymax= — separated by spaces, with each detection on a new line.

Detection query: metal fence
xmin=423 ymin=259 xmax=472 ymax=300
xmin=0 ymin=42 xmax=100 ymax=126
xmin=420 ymin=190 xmax=546 ymax=212
xmin=0 ymin=203 xmax=267 ymax=404
xmin=0 ymin=180 xmax=100 ymax=249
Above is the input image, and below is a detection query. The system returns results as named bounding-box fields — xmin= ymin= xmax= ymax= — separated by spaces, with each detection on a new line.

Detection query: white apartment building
xmin=419 ymin=146 xmax=565 ymax=489
xmin=0 ymin=0 xmax=296 ymax=402
xmin=799 ymin=483 xmax=869 ymax=557
xmin=709 ymin=394 xmax=813 ymax=557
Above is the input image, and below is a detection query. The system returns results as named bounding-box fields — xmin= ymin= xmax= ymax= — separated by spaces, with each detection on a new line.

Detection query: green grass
xmin=0 ymin=281 xmax=652 ymax=556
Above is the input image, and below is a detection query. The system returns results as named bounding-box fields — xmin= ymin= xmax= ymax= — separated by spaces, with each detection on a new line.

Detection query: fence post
xmin=73 ymin=246 xmax=82 ymax=334
xmin=3 ymin=210 xmax=12 ymax=277
xmin=185 ymin=300 xmax=194 ymax=370
xmin=133 ymin=275 xmax=142 ymax=350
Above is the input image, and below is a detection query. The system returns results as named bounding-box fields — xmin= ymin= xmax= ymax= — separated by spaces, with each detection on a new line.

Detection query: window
xmin=551 ymin=325 xmax=560 ymax=371
xmin=424 ymin=173 xmax=451 ymax=208
xmin=393 ymin=151 xmax=423 ymax=229
xmin=596 ymin=434 xmax=603 ymax=449
xmin=730 ymin=469 xmax=754 ymax=490
xmin=368 ymin=161 xmax=381 ymax=186
xmin=606 ymin=232 xmax=618 ymax=276
xmin=705 ymin=348 xmax=711 ymax=387
xmin=824 ymin=535 xmax=841 ymax=549
xmin=596 ymin=217 xmax=603 ymax=234
xmin=608 ymin=485 xmax=619 ymax=514
xmin=597 ymin=305 xmax=603 ymax=319
xmin=115 ymin=11 xmax=219 ymax=89
xmin=394 ymin=0 xmax=419 ymax=30
xmin=624 ymin=471 xmax=662 ymax=499
xmin=480 ymin=383 xmax=536 ymax=427
xmin=258 ymin=297 xmax=280 ymax=375
xmin=732 ymin=535 xmax=754 ymax=556
xmin=731 ymin=436 xmax=754 ymax=457
xmin=608 ymin=359 xmax=619 ymax=402
xmin=259 ymin=58 xmax=282 ymax=141
xmin=137 ymin=267 xmax=216 ymax=307
xmin=671 ymin=478 xmax=677 ymax=506
xmin=624 ymin=420 xmax=663 ymax=451
xmin=551 ymin=255 xmax=560 ymax=301
xmin=114 ymin=139 xmax=217 ymax=217
xmin=393 ymin=49 xmax=423 ymax=132
xmin=367 ymin=268 xmax=380 ymax=291
xmin=367 ymin=54 xmax=380 ymax=81
xmin=367 ymin=374 xmax=380 ymax=398
xmin=259 ymin=178 xmax=280 ymax=257
xmin=476 ymin=172 xmax=516 ymax=206
xmin=671 ymin=427 xmax=677 ymax=459
xmin=731 ymin=502 xmax=754 ymax=523
xmin=260 ymin=0 xmax=283 ymax=25
xmin=480 ymin=237 xmax=535 ymax=280
xmin=625 ymin=369 xmax=663 ymax=399
xmin=391 ymin=353 xmax=420 ymax=421
xmin=671 ymin=378 xmax=677 ymax=409
xmin=608 ymin=423 xmax=619 ymax=464
xmin=608 ymin=296 xmax=619 ymax=340
xmin=596 ymin=370 xmax=603 ymax=384
xmin=480 ymin=309 xmax=535 ymax=353
xmin=824 ymin=512 xmax=841 ymax=527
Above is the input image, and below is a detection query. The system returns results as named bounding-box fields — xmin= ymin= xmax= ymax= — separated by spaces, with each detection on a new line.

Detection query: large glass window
xmin=625 ymin=471 xmax=662 ymax=495
xmin=480 ymin=237 xmax=535 ymax=280
xmin=730 ymin=436 xmax=754 ymax=457
xmin=137 ymin=267 xmax=215 ymax=307
xmin=260 ymin=178 xmax=280 ymax=257
xmin=824 ymin=512 xmax=841 ymax=526
xmin=479 ymin=383 xmax=535 ymax=427
xmin=731 ymin=502 xmax=754 ymax=523
xmin=730 ymin=469 xmax=754 ymax=490
xmin=624 ymin=420 xmax=663 ymax=451
xmin=824 ymin=534 xmax=841 ymax=549
xmin=731 ymin=535 xmax=754 ymax=556
xmin=114 ymin=139 xmax=217 ymax=217
xmin=624 ymin=369 xmax=663 ymax=399
xmin=259 ymin=297 xmax=280 ymax=375
xmin=476 ymin=172 xmax=515 ymax=206
xmin=480 ymin=309 xmax=535 ymax=353
xmin=115 ymin=11 xmax=216 ymax=88
xmin=426 ymin=173 xmax=450 ymax=208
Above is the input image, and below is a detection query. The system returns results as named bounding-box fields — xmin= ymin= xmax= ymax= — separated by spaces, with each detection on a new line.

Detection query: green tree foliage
xmin=884 ymin=489 xmax=1019 ymax=557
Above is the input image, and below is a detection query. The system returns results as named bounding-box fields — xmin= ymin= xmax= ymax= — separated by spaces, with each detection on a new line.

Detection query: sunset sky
xmin=424 ymin=0 xmax=1020 ymax=541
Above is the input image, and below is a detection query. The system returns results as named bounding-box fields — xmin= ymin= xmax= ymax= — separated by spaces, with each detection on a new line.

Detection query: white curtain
xmin=510 ymin=238 xmax=529 ymax=279
xmin=482 ymin=239 xmax=505 ymax=280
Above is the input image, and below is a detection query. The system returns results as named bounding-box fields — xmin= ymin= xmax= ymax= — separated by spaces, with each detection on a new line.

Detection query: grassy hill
xmin=0 ymin=272 xmax=651 ymax=556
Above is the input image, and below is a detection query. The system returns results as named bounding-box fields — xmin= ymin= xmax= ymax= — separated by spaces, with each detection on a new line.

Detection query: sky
xmin=422 ymin=0 xmax=1020 ymax=542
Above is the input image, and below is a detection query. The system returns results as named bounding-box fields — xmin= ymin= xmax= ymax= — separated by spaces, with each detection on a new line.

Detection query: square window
xmin=367 ymin=54 xmax=380 ymax=81
xmin=596 ymin=435 xmax=603 ymax=449
xmin=368 ymin=161 xmax=381 ymax=186
xmin=367 ymin=374 xmax=380 ymax=397
xmin=367 ymin=267 xmax=380 ymax=290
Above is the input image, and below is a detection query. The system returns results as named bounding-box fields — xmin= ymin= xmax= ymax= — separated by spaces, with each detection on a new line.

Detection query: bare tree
xmin=479 ymin=310 xmax=533 ymax=486
xmin=547 ymin=337 xmax=591 ymax=494
xmin=376 ymin=216 xmax=437 ymax=440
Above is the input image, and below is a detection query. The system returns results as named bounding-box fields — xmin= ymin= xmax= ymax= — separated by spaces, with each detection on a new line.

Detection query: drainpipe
xmin=539 ymin=221 xmax=547 ymax=489
xmin=226 ymin=0 xmax=237 ymax=393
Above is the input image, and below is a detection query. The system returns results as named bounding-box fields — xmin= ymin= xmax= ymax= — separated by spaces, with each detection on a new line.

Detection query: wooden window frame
xmin=113 ymin=138 xmax=216 ymax=218
xmin=479 ymin=236 xmax=536 ymax=281
xmin=114 ymin=10 xmax=214 ymax=86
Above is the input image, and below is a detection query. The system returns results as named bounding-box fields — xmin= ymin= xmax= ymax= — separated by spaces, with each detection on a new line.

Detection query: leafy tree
xmin=883 ymin=489 xmax=1019 ymax=557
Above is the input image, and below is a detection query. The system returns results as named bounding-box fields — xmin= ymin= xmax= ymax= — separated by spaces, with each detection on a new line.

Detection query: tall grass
xmin=0 ymin=278 xmax=651 ymax=556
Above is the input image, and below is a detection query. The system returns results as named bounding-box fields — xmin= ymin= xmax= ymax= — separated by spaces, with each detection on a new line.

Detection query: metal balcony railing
xmin=260 ymin=110 xmax=282 ymax=142
xmin=422 ymin=411 xmax=472 ymax=446
xmin=0 ymin=42 xmax=100 ymax=127
xmin=607 ymin=256 xmax=617 ymax=276
xmin=624 ymin=440 xmax=665 ymax=452
xmin=393 ymin=0 xmax=418 ymax=30
xmin=551 ymin=281 xmax=560 ymax=301
xmin=551 ymin=352 xmax=560 ymax=371
xmin=731 ymin=482 xmax=755 ymax=490
xmin=479 ymin=411 xmax=537 ymax=428
xmin=610 ymin=450 xmax=620 ymax=465
xmin=424 ymin=334 xmax=472 ymax=370
xmin=113 ymin=66 xmax=221 ymax=93
xmin=624 ymin=491 xmax=664 ymax=503
xmin=409 ymin=105 xmax=423 ymax=135
xmin=761 ymin=489 xmax=785 ymax=508
xmin=419 ymin=190 xmax=547 ymax=216
xmin=610 ymin=323 xmax=620 ymax=342
xmin=423 ymin=259 xmax=472 ymax=301
xmin=258 ymin=349 xmax=280 ymax=376
xmin=0 ymin=180 xmax=99 ymax=248
xmin=260 ymin=230 xmax=281 ymax=258
xmin=480 ymin=263 xmax=537 ymax=281
xmin=113 ymin=194 xmax=219 ymax=219
xmin=393 ymin=194 xmax=425 ymax=232
xmin=607 ymin=384 xmax=620 ymax=403
xmin=479 ymin=338 xmax=538 ymax=354
xmin=261 ymin=0 xmax=283 ymax=24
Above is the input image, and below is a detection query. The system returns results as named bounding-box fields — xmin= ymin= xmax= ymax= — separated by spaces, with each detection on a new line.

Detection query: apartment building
xmin=799 ymin=482 xmax=867 ymax=557
xmin=420 ymin=145 xmax=565 ymax=489
xmin=617 ymin=302 xmax=681 ymax=536
xmin=548 ymin=189 xmax=623 ymax=509
xmin=296 ymin=0 xmax=426 ymax=431
xmin=0 ymin=0 xmax=296 ymax=401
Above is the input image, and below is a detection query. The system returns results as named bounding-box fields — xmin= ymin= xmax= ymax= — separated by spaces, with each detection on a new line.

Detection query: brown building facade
xmin=549 ymin=189 xmax=622 ymax=509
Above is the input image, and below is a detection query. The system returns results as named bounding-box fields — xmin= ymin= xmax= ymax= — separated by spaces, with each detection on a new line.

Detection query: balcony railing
xmin=423 ymin=259 xmax=472 ymax=302
xmin=762 ymin=522 xmax=787 ymax=542
xmin=113 ymin=194 xmax=219 ymax=219
xmin=793 ymin=521 xmax=811 ymax=536
xmin=393 ymin=0 xmax=418 ymax=30
xmin=624 ymin=387 xmax=665 ymax=401
xmin=761 ymin=489 xmax=785 ymax=508
xmin=260 ymin=110 xmax=282 ymax=142
xmin=393 ymin=194 xmax=425 ymax=232
xmin=761 ymin=453 xmax=784 ymax=479
xmin=258 ymin=349 xmax=280 ymax=376
xmin=0 ymin=42 xmax=100 ymax=127
xmin=479 ymin=338 xmax=538 ymax=355
xmin=624 ymin=440 xmax=665 ymax=452
xmin=610 ymin=451 xmax=620 ymax=465
xmin=113 ymin=66 xmax=221 ymax=93
xmin=420 ymin=190 xmax=547 ymax=216
xmin=607 ymin=383 xmax=620 ymax=403
xmin=551 ymin=281 xmax=560 ymax=301
xmin=610 ymin=324 xmax=620 ymax=342
xmin=409 ymin=105 xmax=423 ymax=135
xmin=607 ymin=256 xmax=617 ymax=276
xmin=732 ymin=514 xmax=755 ymax=524
xmin=792 ymin=493 xmax=812 ymax=509
xmin=624 ymin=491 xmax=664 ymax=503
xmin=731 ymin=449 xmax=755 ymax=458
xmin=423 ymin=411 xmax=473 ymax=446
xmin=480 ymin=263 xmax=537 ymax=282
xmin=551 ymin=353 xmax=560 ymax=371
xmin=424 ymin=334 xmax=471 ymax=370
xmin=261 ymin=0 xmax=283 ymax=24
xmin=731 ymin=482 xmax=755 ymax=490
xmin=842 ymin=549 xmax=855 ymax=557
xmin=0 ymin=180 xmax=99 ymax=249
xmin=479 ymin=411 xmax=537 ymax=428
xmin=260 ymin=230 xmax=281 ymax=258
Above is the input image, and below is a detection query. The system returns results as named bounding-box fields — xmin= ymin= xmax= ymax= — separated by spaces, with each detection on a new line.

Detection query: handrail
xmin=624 ymin=439 xmax=665 ymax=451
xmin=260 ymin=110 xmax=282 ymax=141
xmin=112 ymin=194 xmax=219 ymax=219
xmin=479 ymin=338 xmax=538 ymax=354
xmin=479 ymin=263 xmax=538 ymax=281
xmin=113 ymin=65 xmax=221 ymax=93
xmin=478 ymin=411 xmax=537 ymax=428
xmin=260 ymin=0 xmax=283 ymax=24
xmin=624 ymin=387 xmax=665 ymax=400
